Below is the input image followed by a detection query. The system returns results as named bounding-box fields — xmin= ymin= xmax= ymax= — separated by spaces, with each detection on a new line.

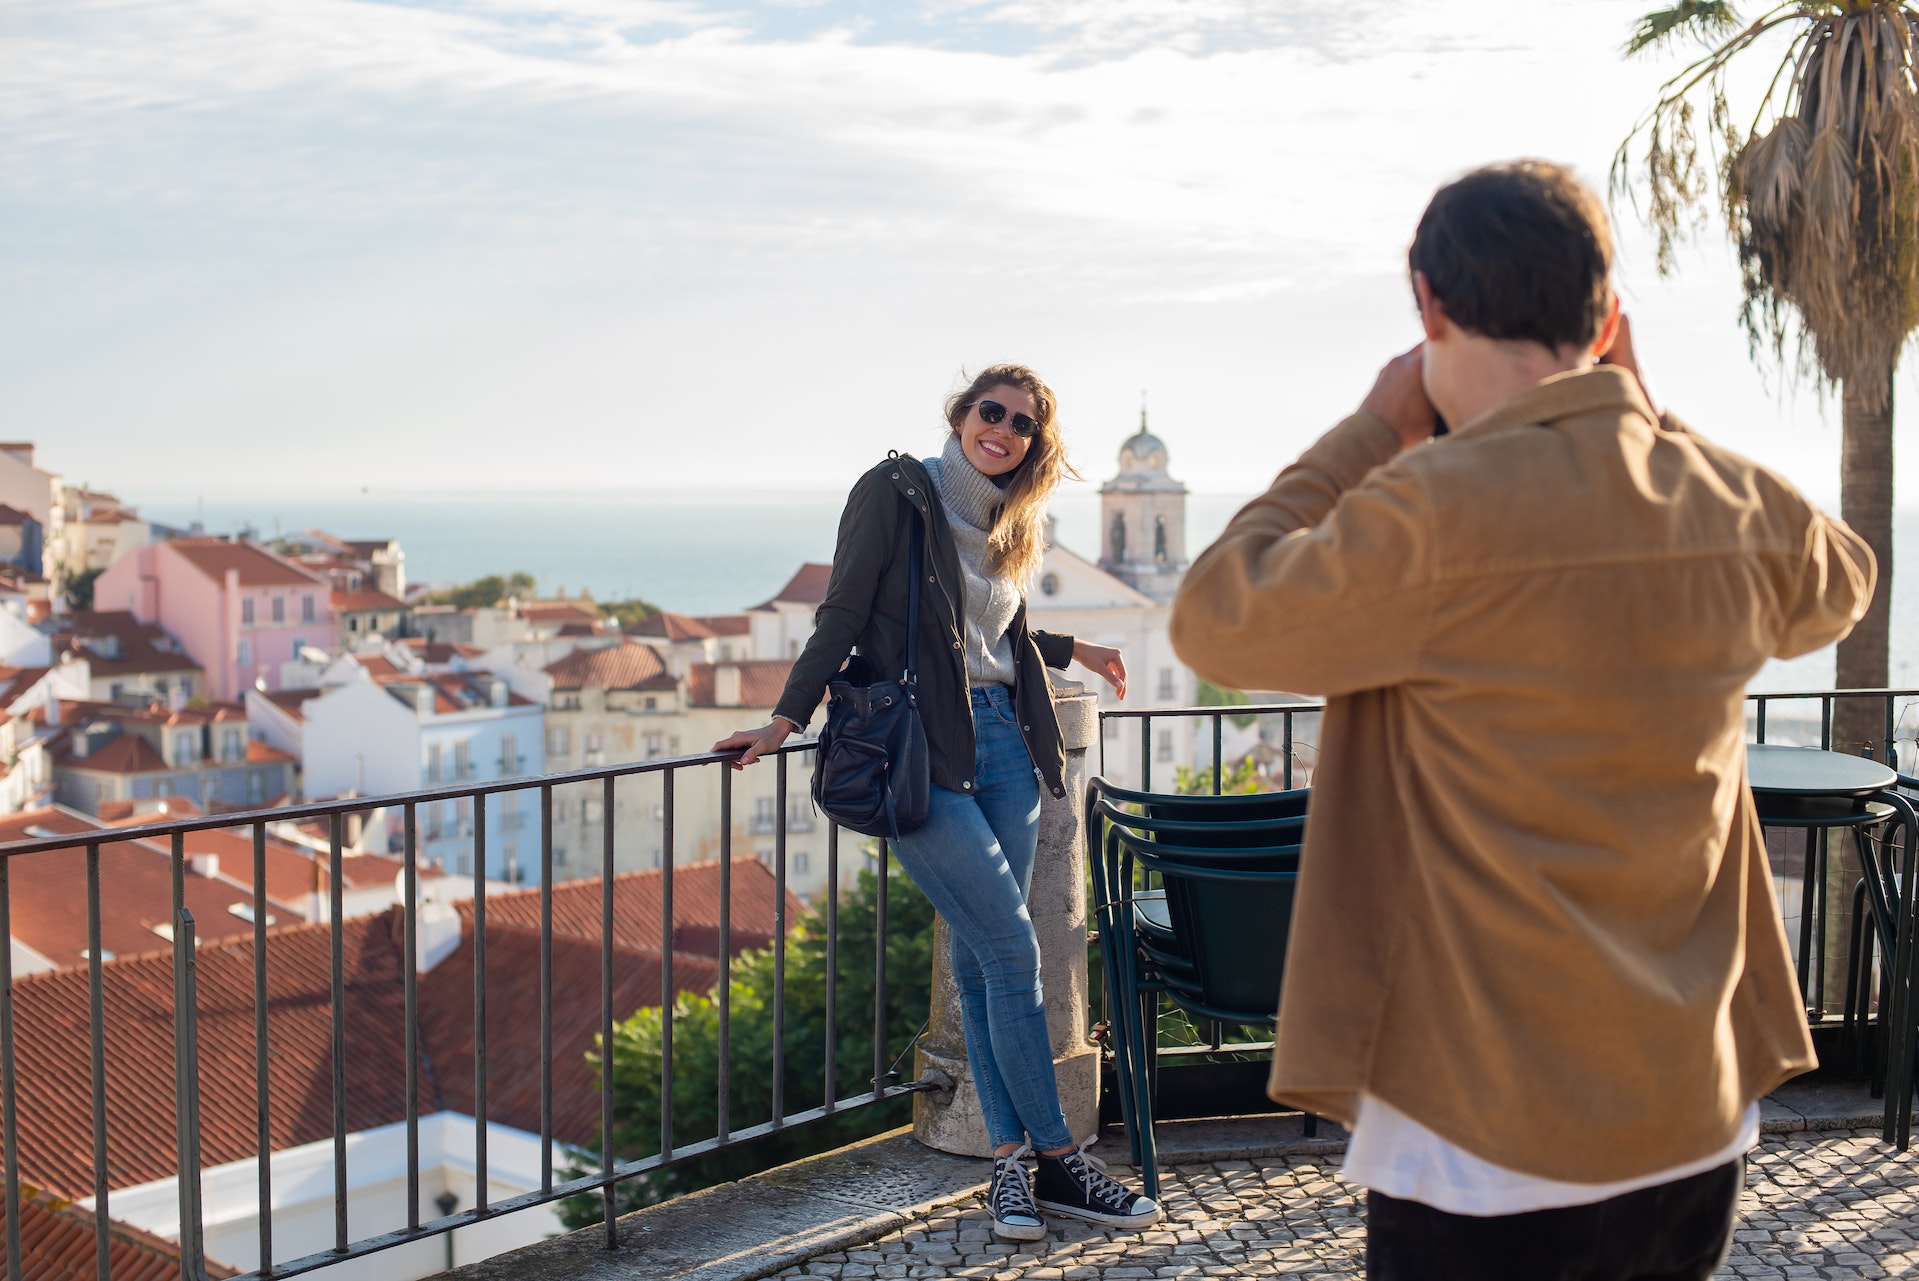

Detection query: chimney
xmin=71 ymin=727 xmax=89 ymax=759
xmin=414 ymin=685 xmax=435 ymax=716
xmin=190 ymin=853 xmax=219 ymax=879
xmin=715 ymin=664 xmax=742 ymax=708
xmin=488 ymin=678 xmax=508 ymax=709
xmin=45 ymin=695 xmax=58 ymax=728
xmin=415 ymin=900 xmax=463 ymax=972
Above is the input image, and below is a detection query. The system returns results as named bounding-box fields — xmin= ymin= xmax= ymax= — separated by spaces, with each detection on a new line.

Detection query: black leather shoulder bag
xmin=810 ymin=504 xmax=932 ymax=840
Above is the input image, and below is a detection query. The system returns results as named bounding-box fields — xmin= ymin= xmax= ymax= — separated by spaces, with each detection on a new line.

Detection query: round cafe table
xmin=1746 ymin=745 xmax=1896 ymax=1003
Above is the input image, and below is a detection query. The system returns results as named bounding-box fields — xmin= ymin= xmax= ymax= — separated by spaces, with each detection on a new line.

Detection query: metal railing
xmin=0 ymin=738 xmax=916 ymax=1281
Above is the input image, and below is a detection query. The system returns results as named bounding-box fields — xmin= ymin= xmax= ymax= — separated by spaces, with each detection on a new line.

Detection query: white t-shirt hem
xmin=1341 ymin=1092 xmax=1758 ymax=1217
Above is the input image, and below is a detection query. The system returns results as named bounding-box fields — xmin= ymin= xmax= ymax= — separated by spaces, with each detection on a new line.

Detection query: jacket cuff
xmin=1033 ymin=630 xmax=1075 ymax=669
xmin=771 ymin=697 xmax=814 ymax=732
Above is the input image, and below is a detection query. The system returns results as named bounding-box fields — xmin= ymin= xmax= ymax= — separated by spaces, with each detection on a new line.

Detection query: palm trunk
xmin=1831 ymin=373 xmax=1896 ymax=758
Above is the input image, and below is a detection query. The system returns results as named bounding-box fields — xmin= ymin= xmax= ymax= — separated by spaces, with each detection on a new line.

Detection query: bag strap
xmin=903 ymin=506 xmax=924 ymax=688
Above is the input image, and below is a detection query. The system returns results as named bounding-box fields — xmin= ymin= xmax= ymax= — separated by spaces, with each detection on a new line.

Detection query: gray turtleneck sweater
xmin=923 ymin=435 xmax=1021 ymax=689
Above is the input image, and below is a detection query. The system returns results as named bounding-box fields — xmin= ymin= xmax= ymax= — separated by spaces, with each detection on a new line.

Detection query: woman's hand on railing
xmin=714 ymin=720 xmax=793 ymax=769
xmin=1073 ymin=639 xmax=1128 ymax=698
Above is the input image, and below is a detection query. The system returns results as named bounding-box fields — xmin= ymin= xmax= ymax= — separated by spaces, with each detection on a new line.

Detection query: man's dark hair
xmin=1408 ymin=161 xmax=1613 ymax=350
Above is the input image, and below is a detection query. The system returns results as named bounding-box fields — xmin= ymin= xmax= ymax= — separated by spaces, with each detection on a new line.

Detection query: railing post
xmin=915 ymin=682 xmax=1100 ymax=1154
xmin=172 ymin=907 xmax=207 ymax=1281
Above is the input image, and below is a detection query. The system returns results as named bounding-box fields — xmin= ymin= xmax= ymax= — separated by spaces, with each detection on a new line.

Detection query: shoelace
xmin=991 ymin=1144 xmax=1040 ymax=1220
xmin=1057 ymin=1137 xmax=1134 ymax=1208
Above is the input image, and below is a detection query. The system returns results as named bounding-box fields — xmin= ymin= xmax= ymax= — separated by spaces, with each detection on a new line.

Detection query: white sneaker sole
xmin=991 ymin=1217 xmax=1047 ymax=1241
xmin=1034 ymin=1198 xmax=1162 ymax=1229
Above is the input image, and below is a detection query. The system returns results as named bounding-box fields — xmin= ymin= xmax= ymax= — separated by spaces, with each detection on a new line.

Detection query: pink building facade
xmin=93 ymin=539 xmax=337 ymax=701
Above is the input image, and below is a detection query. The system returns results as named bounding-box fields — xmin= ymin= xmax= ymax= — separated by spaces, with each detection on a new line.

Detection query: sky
xmin=6 ymin=0 xmax=1917 ymax=504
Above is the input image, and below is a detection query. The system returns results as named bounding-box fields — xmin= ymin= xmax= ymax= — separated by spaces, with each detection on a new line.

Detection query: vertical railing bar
xmin=172 ymin=903 xmax=206 ymax=1281
xmin=472 ymin=793 xmax=489 ymax=1211
xmin=1756 ymin=697 xmax=1768 ymax=745
xmin=249 ymin=825 xmax=272 ymax=1276
xmin=1822 ymin=694 xmax=1833 ymax=751
xmin=873 ymin=838 xmax=888 ymax=1100
xmin=1887 ymin=694 xmax=1897 ymax=766
xmin=403 ymin=805 xmax=420 ymax=1232
xmin=1 ymin=854 xmax=20 ymax=1281
xmin=328 ymin=815 xmax=347 ymax=1254
xmin=1141 ymin=714 xmax=1152 ymax=792
xmin=87 ymin=842 xmax=111 ymax=1281
xmin=772 ymin=753 xmax=788 ymax=1126
xmin=1283 ymin=712 xmax=1295 ymax=791
xmin=660 ymin=770 xmax=675 ymax=1159
xmin=824 ymin=821 xmax=838 ymax=1112
xmin=717 ymin=767 xmax=733 ymax=1143
xmin=540 ymin=784 xmax=555 ymax=1193
xmin=601 ymin=776 xmax=618 ymax=1250
xmin=1212 ymin=714 xmax=1222 ymax=795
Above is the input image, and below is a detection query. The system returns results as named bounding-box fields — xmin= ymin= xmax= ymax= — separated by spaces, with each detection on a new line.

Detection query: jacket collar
xmin=1446 ymin=365 xmax=1658 ymax=444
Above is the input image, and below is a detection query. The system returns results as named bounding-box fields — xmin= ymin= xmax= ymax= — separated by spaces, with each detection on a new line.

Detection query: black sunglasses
xmin=964 ymin=399 xmax=1040 ymax=438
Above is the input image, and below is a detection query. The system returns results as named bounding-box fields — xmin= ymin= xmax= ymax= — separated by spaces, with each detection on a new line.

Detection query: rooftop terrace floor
xmin=772 ymin=1129 xmax=1919 ymax=1281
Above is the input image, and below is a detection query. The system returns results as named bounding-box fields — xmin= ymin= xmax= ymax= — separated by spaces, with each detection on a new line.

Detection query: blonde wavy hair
xmin=943 ymin=363 xmax=1080 ymax=587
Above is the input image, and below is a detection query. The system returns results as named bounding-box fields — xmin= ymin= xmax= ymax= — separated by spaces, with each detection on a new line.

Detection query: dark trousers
xmin=1365 ymin=1157 xmax=1744 ymax=1281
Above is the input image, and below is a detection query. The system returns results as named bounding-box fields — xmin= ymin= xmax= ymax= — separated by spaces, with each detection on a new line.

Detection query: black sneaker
xmin=987 ymin=1144 xmax=1046 ymax=1241
xmin=1034 ymin=1138 xmax=1161 ymax=1229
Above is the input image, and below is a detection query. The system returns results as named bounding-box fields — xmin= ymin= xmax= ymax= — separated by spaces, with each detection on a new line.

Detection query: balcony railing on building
xmin=2 ymin=686 xmax=1910 ymax=1281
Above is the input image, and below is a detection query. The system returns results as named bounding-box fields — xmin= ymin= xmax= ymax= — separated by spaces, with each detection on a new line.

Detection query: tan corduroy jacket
xmin=1169 ymin=366 xmax=1875 ymax=1182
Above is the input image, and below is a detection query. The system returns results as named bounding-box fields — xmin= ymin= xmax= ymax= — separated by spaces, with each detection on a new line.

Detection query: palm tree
xmin=1616 ymin=1 xmax=1919 ymax=753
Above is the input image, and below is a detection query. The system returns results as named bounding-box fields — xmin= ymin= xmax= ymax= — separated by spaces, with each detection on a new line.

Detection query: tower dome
xmin=1098 ymin=404 xmax=1188 ymax=604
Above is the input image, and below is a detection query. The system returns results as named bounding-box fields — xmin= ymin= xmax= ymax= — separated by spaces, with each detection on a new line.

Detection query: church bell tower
xmin=1098 ymin=405 xmax=1188 ymax=605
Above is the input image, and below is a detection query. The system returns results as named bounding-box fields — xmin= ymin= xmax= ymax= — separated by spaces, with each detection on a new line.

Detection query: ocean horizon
xmin=137 ymin=489 xmax=1919 ymax=697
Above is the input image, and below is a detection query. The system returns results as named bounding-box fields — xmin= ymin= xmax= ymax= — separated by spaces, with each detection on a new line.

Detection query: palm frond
xmin=1625 ymin=1 xmax=1744 ymax=55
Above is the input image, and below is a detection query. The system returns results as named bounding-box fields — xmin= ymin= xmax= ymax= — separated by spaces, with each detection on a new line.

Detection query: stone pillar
xmin=913 ymin=683 xmax=1100 ymax=1156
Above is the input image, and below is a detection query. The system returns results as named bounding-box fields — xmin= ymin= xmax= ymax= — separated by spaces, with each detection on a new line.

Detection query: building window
xmin=555 ymin=797 xmax=570 ymax=825
xmin=349 ymin=617 xmax=360 ymax=632
xmin=302 ymin=594 xmax=315 ymax=623
xmin=795 ymin=851 xmax=810 ymax=875
xmin=753 ymin=795 xmax=778 ymax=834
xmin=271 ymin=596 xmax=285 ymax=624
xmin=222 ymin=728 xmax=244 ymax=761
xmin=555 ymin=843 xmax=568 ymax=868
xmin=453 ymin=740 xmax=471 ymax=780
xmin=502 ymin=791 xmax=522 ymax=833
xmin=457 ymin=852 xmax=472 ymax=876
xmin=242 ymin=598 xmax=255 ymax=625
xmin=291 ymin=636 xmax=306 ymax=657
xmin=426 ymin=743 xmax=442 ymax=784
xmin=644 ymin=732 xmax=663 ymax=760
xmin=1158 ymin=668 xmax=1175 ymax=701
xmin=1156 ymin=729 xmax=1174 ymax=762
xmin=583 ymin=796 xmax=603 ymax=824
xmin=499 ymin=732 xmax=519 ymax=775
xmin=548 ymin=727 xmax=570 ymax=756
xmin=236 ymin=638 xmax=252 ymax=667
xmin=650 ymin=847 xmax=662 ymax=868
xmin=1040 ymin=572 xmax=1060 ymax=597
xmin=555 ymin=693 xmax=580 ymax=711
xmin=455 ymin=796 xmax=473 ymax=834
xmin=174 ymin=731 xmax=197 ymax=763
xmin=247 ymin=770 xmax=264 ymax=803
xmin=644 ymin=695 xmax=658 ymax=711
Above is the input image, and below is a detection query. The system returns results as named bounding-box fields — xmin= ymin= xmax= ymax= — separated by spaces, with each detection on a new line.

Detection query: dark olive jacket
xmin=772 ymin=454 xmax=1075 ymax=800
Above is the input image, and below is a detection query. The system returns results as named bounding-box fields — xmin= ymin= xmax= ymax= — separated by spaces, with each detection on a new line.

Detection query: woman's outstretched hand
xmin=1072 ymin=639 xmax=1128 ymax=699
xmin=713 ymin=720 xmax=793 ymax=769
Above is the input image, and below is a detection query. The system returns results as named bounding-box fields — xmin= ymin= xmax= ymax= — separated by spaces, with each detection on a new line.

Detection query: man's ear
xmin=1412 ymin=273 xmax=1447 ymax=343
xmin=1589 ymin=293 xmax=1623 ymax=361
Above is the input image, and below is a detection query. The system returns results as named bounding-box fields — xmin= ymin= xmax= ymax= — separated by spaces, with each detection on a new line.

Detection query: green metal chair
xmin=1086 ymin=777 xmax=1311 ymax=1196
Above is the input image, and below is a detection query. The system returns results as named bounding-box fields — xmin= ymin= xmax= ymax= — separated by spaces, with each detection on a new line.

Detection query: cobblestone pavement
xmin=774 ymin=1129 xmax=1918 ymax=1279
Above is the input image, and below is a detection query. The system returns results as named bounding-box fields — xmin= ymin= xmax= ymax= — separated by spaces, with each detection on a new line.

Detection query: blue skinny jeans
xmin=888 ymin=685 xmax=1073 ymax=1152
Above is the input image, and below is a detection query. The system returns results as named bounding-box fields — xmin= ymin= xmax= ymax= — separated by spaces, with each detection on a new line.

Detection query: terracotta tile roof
xmin=330 ymin=588 xmax=407 ymax=614
xmin=695 ymin=614 xmax=752 ymax=637
xmin=12 ymin=1184 xmax=239 ymax=1280
xmin=81 ymin=506 xmax=142 ymax=525
xmin=258 ymin=688 xmax=320 ymax=722
xmin=6 ymin=912 xmax=430 ymax=1200
xmin=1 ymin=809 xmax=264 ymax=969
xmin=457 ymin=858 xmax=800 ymax=959
xmin=0 ymin=666 xmax=53 ymax=709
xmin=543 ymin=642 xmax=675 ymax=693
xmin=0 ymin=504 xmax=33 ymax=526
xmin=685 ymin=660 xmax=795 ymax=710
xmin=752 ymin=563 xmax=832 ymax=609
xmin=417 ymin=925 xmax=719 ymax=1145
xmin=399 ymin=640 xmax=482 ymax=664
xmin=248 ymin=739 xmax=294 ymax=764
xmin=55 ymin=732 xmax=167 ymax=775
xmin=355 ymin=655 xmax=401 ymax=680
xmin=56 ymin=612 xmax=201 ymax=678
xmin=627 ymin=612 xmax=715 ymax=642
xmin=165 ymin=538 xmax=324 ymax=589
xmin=519 ymin=600 xmax=603 ymax=626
